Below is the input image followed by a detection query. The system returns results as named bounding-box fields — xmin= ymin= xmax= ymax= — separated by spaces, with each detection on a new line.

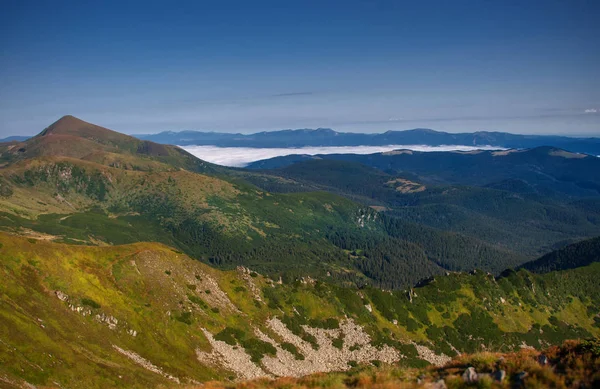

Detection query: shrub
xmin=281 ymin=342 xmax=304 ymax=360
xmin=188 ymin=294 xmax=208 ymax=309
xmin=214 ymin=327 xmax=276 ymax=363
xmin=81 ymin=298 xmax=101 ymax=309
xmin=215 ymin=327 xmax=245 ymax=345
xmin=282 ymin=314 xmax=319 ymax=350
xmin=309 ymin=317 xmax=339 ymax=329
xmin=332 ymin=337 xmax=344 ymax=349
xmin=175 ymin=311 xmax=193 ymax=325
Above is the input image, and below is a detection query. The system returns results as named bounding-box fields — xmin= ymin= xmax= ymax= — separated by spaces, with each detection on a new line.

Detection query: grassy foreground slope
xmin=0 ymin=233 xmax=598 ymax=388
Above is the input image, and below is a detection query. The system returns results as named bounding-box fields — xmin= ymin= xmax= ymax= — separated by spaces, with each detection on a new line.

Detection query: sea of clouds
xmin=179 ymin=144 xmax=505 ymax=167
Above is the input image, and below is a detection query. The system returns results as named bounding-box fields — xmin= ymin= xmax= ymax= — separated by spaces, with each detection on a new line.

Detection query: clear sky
xmin=1 ymin=0 xmax=599 ymax=137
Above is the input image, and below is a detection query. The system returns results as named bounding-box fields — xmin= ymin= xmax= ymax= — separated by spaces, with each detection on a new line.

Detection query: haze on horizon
xmin=1 ymin=0 xmax=599 ymax=138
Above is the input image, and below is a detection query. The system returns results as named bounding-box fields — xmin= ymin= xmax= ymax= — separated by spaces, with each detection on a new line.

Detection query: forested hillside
xmin=520 ymin=236 xmax=600 ymax=273
xmin=244 ymin=151 xmax=600 ymax=260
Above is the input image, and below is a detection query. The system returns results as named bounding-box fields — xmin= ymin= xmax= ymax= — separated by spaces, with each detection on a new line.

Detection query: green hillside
xmin=0 ymin=233 xmax=598 ymax=388
xmin=244 ymin=157 xmax=600 ymax=259
xmin=520 ymin=236 xmax=600 ymax=273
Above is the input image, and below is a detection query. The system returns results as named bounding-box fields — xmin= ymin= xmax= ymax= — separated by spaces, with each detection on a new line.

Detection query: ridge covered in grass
xmin=0 ymin=233 xmax=598 ymax=387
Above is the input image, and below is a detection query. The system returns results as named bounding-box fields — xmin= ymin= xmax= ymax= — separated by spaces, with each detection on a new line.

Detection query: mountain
xmin=0 ymin=135 xmax=29 ymax=143
xmin=2 ymin=117 xmax=596 ymax=286
xmin=0 ymin=232 xmax=598 ymax=388
xmin=520 ymin=236 xmax=600 ymax=273
xmin=138 ymin=127 xmax=600 ymax=155
xmin=0 ymin=115 xmax=218 ymax=174
xmin=243 ymin=149 xmax=600 ymax=259
xmin=247 ymin=147 xmax=600 ymax=197
xmin=0 ymin=115 xmax=477 ymax=289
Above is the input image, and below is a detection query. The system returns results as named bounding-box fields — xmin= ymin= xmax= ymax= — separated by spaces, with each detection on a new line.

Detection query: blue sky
xmin=1 ymin=0 xmax=599 ymax=137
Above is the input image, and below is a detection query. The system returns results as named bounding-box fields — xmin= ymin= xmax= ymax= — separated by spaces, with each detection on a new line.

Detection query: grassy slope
xmin=0 ymin=234 xmax=598 ymax=387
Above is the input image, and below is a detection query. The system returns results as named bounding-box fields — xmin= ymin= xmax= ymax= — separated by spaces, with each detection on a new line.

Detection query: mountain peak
xmin=39 ymin=115 xmax=122 ymax=139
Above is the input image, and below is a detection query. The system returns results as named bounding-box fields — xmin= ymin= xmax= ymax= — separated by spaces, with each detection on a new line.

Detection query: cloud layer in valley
xmin=180 ymin=145 xmax=505 ymax=167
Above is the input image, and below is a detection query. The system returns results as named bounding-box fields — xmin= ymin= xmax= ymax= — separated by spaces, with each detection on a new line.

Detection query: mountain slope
xmin=243 ymin=155 xmax=600 ymax=259
xmin=520 ymin=236 xmax=600 ymax=273
xmin=0 ymin=115 xmax=219 ymax=174
xmin=0 ymin=233 xmax=598 ymax=388
xmin=0 ymin=116 xmax=454 ymax=289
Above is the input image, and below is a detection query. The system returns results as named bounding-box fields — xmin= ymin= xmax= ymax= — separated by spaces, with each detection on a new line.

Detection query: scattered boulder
xmin=55 ymin=290 xmax=69 ymax=302
xmin=462 ymin=367 xmax=478 ymax=383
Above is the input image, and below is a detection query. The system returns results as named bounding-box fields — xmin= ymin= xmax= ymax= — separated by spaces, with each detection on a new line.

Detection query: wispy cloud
xmin=272 ymin=92 xmax=314 ymax=97
xmin=180 ymin=145 xmax=505 ymax=167
xmin=584 ymin=108 xmax=598 ymax=113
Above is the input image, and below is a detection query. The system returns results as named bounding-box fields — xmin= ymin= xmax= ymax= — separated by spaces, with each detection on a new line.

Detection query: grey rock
xmin=55 ymin=290 xmax=69 ymax=302
xmin=462 ymin=366 xmax=478 ymax=383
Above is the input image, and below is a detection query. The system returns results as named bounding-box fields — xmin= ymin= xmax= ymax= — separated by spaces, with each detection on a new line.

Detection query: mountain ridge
xmin=0 ymin=231 xmax=598 ymax=388
xmin=138 ymin=127 xmax=600 ymax=155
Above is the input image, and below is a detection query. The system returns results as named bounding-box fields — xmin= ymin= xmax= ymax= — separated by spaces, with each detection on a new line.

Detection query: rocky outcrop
xmin=113 ymin=345 xmax=180 ymax=383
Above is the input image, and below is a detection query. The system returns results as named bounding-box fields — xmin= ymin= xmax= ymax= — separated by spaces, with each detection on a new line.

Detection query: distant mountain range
xmin=138 ymin=128 xmax=600 ymax=155
xmin=0 ymin=135 xmax=29 ymax=143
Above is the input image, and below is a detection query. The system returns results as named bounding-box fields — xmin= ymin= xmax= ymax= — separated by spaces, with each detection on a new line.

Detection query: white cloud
xmin=180 ymin=144 xmax=505 ymax=167
xmin=584 ymin=108 xmax=598 ymax=113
